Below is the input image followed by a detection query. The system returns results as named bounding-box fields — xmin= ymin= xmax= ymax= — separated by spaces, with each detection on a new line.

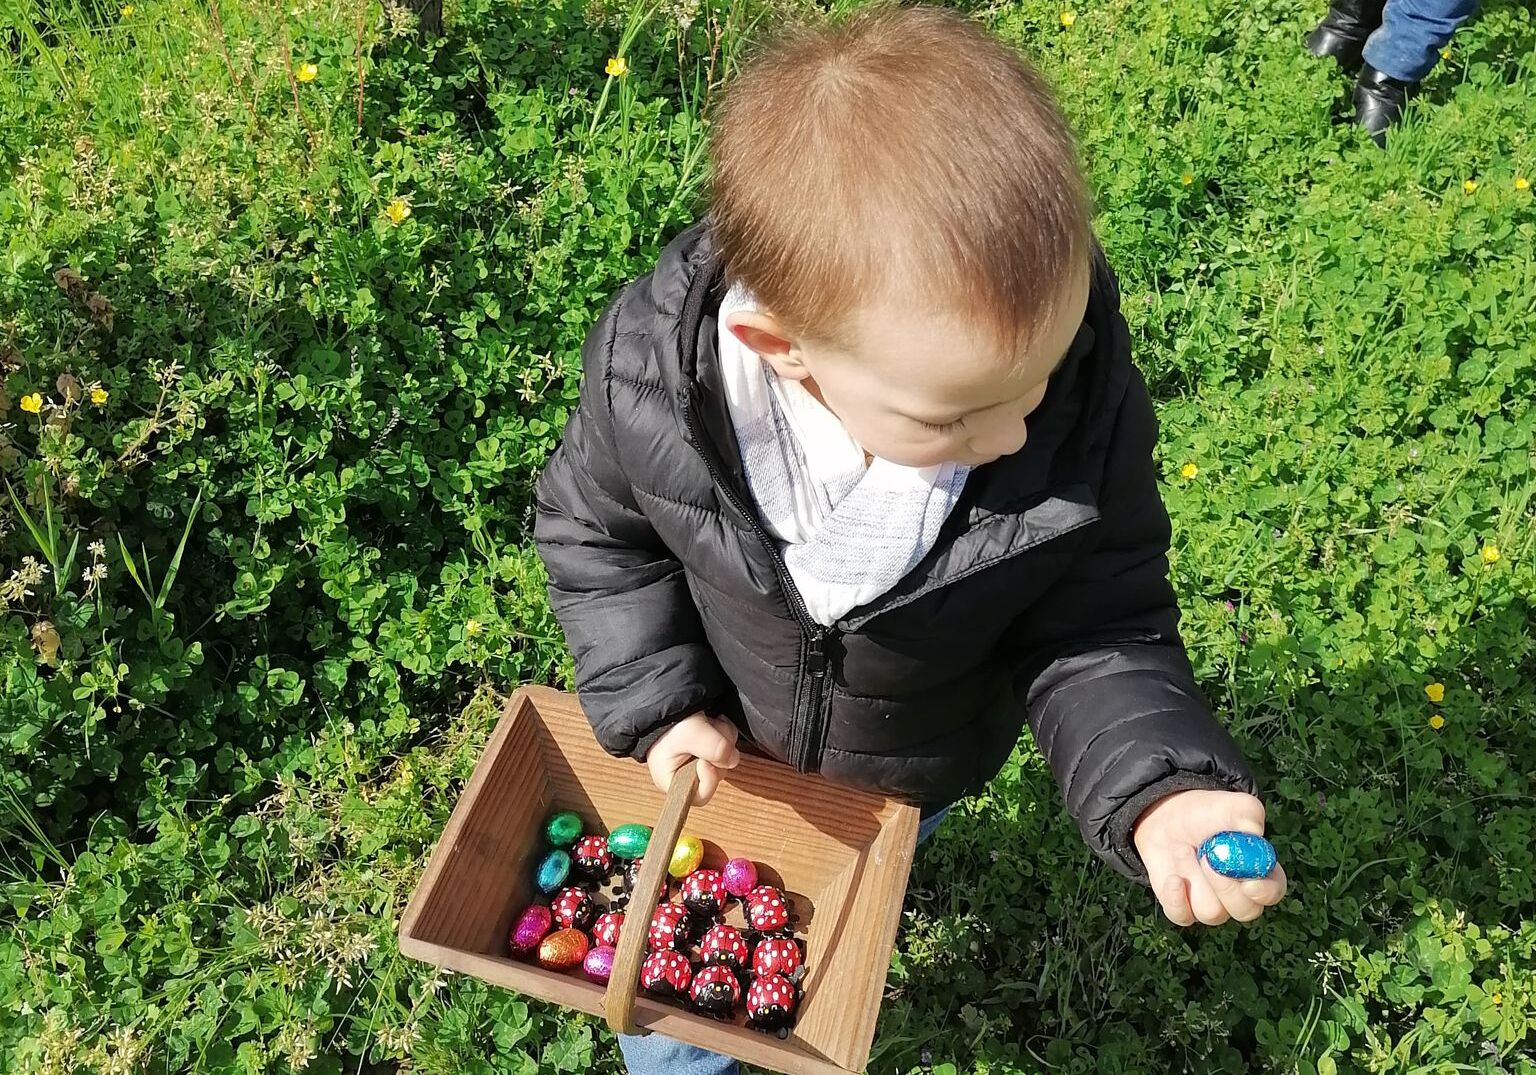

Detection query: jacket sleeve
xmin=534 ymin=291 xmax=730 ymax=760
xmin=1010 ymin=366 xmax=1258 ymax=886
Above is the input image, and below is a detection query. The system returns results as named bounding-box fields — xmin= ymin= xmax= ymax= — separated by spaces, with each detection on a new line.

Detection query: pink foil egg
xmin=722 ymin=857 xmax=758 ymax=898
xmin=508 ymin=904 xmax=553 ymax=957
xmin=584 ymin=944 xmax=617 ymax=984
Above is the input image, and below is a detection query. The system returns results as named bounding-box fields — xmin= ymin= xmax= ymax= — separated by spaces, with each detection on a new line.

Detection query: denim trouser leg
xmin=1361 ymin=0 xmax=1480 ymax=82
xmin=616 ymin=803 xmax=953 ymax=1075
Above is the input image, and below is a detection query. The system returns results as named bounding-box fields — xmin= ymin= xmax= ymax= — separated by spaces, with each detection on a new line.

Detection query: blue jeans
xmin=617 ymin=804 xmax=953 ymax=1075
xmin=1362 ymin=0 xmax=1480 ymax=82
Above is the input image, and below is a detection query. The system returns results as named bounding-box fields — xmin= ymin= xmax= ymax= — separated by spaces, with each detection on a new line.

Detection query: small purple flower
xmin=1224 ymin=600 xmax=1235 ymax=612
xmin=1239 ymin=631 xmax=1250 ymax=644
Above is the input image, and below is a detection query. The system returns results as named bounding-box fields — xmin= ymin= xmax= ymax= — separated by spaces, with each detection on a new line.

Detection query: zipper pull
xmin=807 ymin=631 xmax=829 ymax=677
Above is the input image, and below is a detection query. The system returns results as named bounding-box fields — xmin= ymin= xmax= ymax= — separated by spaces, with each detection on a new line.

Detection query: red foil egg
xmin=752 ymin=935 xmax=803 ymax=979
xmin=721 ymin=857 xmax=758 ymax=898
xmin=551 ymin=887 xmax=597 ymax=931
xmin=699 ymin=923 xmax=751 ymax=972
xmin=592 ymin=911 xmax=624 ymax=948
xmin=508 ymin=904 xmax=553 ymax=957
xmin=648 ymin=902 xmax=688 ymax=951
xmin=639 ymin=949 xmax=693 ymax=998
xmin=681 ymin=868 xmax=729 ymax=918
xmin=536 ymin=927 xmax=589 ymax=969
xmin=746 ymin=972 xmax=798 ymax=1031
xmin=690 ymin=963 xmax=742 ymax=1016
xmin=583 ymin=944 xmax=617 ymax=984
xmin=745 ymin=885 xmax=790 ymax=932
xmin=571 ymin=834 xmax=614 ymax=882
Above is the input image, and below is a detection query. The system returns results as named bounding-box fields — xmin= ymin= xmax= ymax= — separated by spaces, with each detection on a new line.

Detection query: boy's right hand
xmin=647 ymin=713 xmax=741 ymax=805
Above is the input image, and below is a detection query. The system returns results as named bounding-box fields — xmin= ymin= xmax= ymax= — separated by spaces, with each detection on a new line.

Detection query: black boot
xmin=1305 ymin=0 xmax=1387 ymax=71
xmin=1352 ymin=64 xmax=1417 ymax=147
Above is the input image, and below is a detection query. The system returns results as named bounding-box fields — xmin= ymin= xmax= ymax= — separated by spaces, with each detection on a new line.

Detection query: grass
xmin=0 ymin=0 xmax=1534 ymax=1073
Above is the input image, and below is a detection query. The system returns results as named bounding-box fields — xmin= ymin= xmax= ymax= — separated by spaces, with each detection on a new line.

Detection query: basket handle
xmin=605 ymin=763 xmax=699 ymax=1035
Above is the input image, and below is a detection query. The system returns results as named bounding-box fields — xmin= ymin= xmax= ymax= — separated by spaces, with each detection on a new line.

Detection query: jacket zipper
xmin=681 ymin=386 xmax=838 ymax=774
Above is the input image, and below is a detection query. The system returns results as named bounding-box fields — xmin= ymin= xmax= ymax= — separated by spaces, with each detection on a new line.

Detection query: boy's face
xmin=723 ymin=266 xmax=1091 ymax=469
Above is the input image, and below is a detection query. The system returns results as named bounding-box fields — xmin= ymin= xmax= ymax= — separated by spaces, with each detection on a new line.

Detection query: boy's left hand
xmin=1132 ymin=789 xmax=1288 ymax=927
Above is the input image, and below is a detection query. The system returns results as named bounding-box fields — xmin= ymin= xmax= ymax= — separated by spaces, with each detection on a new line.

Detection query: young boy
xmin=535 ymin=5 xmax=1287 ymax=1070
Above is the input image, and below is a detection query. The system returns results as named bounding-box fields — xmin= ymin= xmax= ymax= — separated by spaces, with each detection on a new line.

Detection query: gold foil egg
xmin=668 ymin=834 xmax=704 ymax=878
xmin=536 ymin=927 xmax=590 ymax=970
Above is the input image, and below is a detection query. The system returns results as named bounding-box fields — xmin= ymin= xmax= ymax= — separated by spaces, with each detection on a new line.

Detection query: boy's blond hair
xmin=709 ymin=2 xmax=1093 ymax=356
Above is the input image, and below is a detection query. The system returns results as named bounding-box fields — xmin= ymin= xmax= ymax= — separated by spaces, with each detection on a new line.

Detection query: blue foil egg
xmin=1198 ymin=831 xmax=1277 ymax=880
xmin=535 ymin=848 xmax=571 ymax=894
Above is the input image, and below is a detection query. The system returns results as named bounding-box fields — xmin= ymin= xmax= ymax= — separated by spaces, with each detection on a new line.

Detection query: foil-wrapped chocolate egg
xmin=508 ymin=904 xmax=553 ymax=957
xmin=550 ymin=887 xmax=597 ymax=931
xmin=668 ymin=835 xmax=704 ymax=878
xmin=745 ymin=885 xmax=790 ymax=932
xmin=752 ymin=935 xmax=803 ymax=979
xmin=535 ymin=849 xmax=571 ymax=894
xmin=648 ymin=902 xmax=689 ymax=951
xmin=592 ymin=911 xmax=624 ymax=948
xmin=690 ymin=963 xmax=741 ymax=1017
xmin=583 ymin=944 xmax=617 ymax=984
xmin=1198 ymin=831 xmax=1278 ymax=880
xmin=571 ymin=834 xmax=614 ymax=883
xmin=544 ymin=810 xmax=584 ymax=848
xmin=681 ymin=868 xmax=728 ymax=918
xmin=699 ymin=923 xmax=750 ymax=972
xmin=639 ymin=949 xmax=693 ymax=998
xmin=722 ymin=857 xmax=758 ymax=898
xmin=746 ymin=972 xmax=799 ymax=1032
xmin=536 ymin=927 xmax=589 ymax=969
xmin=608 ymin=823 xmax=652 ymax=860
xmin=622 ymin=857 xmax=645 ymax=892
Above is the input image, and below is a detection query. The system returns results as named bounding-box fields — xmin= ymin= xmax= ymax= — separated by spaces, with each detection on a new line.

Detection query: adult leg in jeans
xmin=1353 ymin=0 xmax=1480 ymax=143
xmin=616 ymin=802 xmax=954 ymax=1075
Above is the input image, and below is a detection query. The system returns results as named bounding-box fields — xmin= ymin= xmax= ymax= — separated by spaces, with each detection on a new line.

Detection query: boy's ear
xmin=724 ymin=311 xmax=811 ymax=380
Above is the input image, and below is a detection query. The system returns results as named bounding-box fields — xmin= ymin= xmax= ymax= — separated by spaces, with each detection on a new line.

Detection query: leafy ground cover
xmin=1 ymin=0 xmax=1533 ymax=1072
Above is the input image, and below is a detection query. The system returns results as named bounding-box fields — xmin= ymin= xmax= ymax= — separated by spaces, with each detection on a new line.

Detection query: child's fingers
xmin=1185 ymin=867 xmax=1231 ymax=926
xmin=1151 ymin=870 xmax=1196 ymax=927
xmin=1240 ymin=861 xmax=1288 ymax=907
xmin=697 ymin=722 xmax=741 ymax=769
xmin=694 ymin=759 xmax=723 ymax=805
xmin=708 ymin=716 xmax=741 ymax=748
xmin=1198 ymin=859 xmax=1266 ymax=923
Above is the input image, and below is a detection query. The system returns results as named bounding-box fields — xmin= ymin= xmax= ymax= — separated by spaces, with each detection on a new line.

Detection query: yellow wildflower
xmin=1429 ymin=714 xmax=1445 ymax=731
xmin=296 ymin=62 xmax=318 ymax=83
xmin=1517 ymin=177 xmax=1530 ymax=192
xmin=384 ymin=197 xmax=412 ymax=225
xmin=1059 ymin=10 xmax=1076 ymax=27
xmin=20 ymin=393 xmax=42 ymax=414
xmin=465 ymin=618 xmax=482 ymax=637
xmin=1181 ymin=171 xmax=1195 ymax=186
xmin=1439 ymin=47 xmax=1450 ymax=60
xmin=1463 ymin=179 xmax=1478 ymax=194
xmin=121 ymin=4 xmax=135 ymax=15
xmin=605 ymin=57 xmax=629 ymax=78
xmin=1482 ymin=544 xmax=1500 ymax=564
xmin=91 ymin=387 xmax=109 ymax=405
xmin=1179 ymin=462 xmax=1199 ymax=479
xmin=1492 ymin=992 xmax=1503 ymax=1005
xmin=1425 ymin=682 xmax=1445 ymax=703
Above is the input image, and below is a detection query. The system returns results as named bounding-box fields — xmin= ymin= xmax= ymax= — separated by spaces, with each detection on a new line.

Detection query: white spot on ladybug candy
xmin=746 ymin=885 xmax=790 ymax=931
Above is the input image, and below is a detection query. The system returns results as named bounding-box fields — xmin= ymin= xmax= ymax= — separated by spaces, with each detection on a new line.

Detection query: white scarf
xmin=717 ymin=283 xmax=969 ymax=626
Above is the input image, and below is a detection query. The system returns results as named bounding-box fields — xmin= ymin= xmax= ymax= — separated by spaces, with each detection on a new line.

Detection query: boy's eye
xmin=917 ymin=416 xmax=966 ymax=434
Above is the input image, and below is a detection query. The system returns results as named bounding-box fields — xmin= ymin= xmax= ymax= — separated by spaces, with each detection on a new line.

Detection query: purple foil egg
xmin=509 ymin=904 xmax=553 ymax=956
xmin=722 ymin=857 xmax=758 ymax=898
xmin=584 ymin=944 xmax=617 ymax=984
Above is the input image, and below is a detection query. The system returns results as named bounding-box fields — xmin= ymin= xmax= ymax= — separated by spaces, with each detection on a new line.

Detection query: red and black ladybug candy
xmin=746 ymin=973 xmax=799 ymax=1032
xmin=591 ymin=911 xmax=624 ymax=948
xmin=681 ymin=868 xmax=729 ymax=918
xmin=752 ymin=935 xmax=803 ymax=980
xmin=550 ymin=887 xmax=597 ymax=931
xmin=698 ymin=923 xmax=751 ymax=972
xmin=690 ymin=964 xmax=741 ymax=1017
xmin=648 ymin=902 xmax=689 ymax=951
xmin=571 ymin=835 xmax=614 ymax=883
xmin=639 ymin=949 xmax=693 ymax=998
xmin=745 ymin=885 xmax=791 ymax=932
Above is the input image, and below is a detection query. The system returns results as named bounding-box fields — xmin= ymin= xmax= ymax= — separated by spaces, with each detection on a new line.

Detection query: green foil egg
xmin=544 ymin=810 xmax=584 ymax=849
xmin=608 ymin=823 xmax=652 ymax=860
xmin=535 ymin=849 xmax=571 ymax=894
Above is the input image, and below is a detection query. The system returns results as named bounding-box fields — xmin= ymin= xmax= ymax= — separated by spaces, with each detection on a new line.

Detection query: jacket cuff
xmin=1103 ymin=769 xmax=1255 ymax=886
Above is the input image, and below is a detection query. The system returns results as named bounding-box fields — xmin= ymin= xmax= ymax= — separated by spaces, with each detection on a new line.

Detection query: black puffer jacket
xmin=534 ymin=219 xmax=1257 ymax=884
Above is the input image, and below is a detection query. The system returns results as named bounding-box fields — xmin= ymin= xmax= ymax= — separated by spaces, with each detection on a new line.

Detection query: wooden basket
xmin=398 ymin=686 xmax=920 ymax=1075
